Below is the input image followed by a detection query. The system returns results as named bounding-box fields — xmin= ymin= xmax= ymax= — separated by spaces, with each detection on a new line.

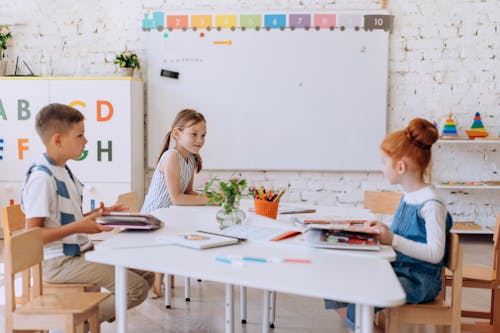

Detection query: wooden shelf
xmin=438 ymin=139 xmax=500 ymax=144
xmin=435 ymin=184 xmax=500 ymax=190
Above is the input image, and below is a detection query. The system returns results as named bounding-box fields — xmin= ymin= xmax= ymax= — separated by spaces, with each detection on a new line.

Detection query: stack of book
xmin=293 ymin=216 xmax=380 ymax=251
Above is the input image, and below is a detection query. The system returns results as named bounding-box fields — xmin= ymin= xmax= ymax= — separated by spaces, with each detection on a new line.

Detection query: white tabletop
xmin=86 ymin=203 xmax=405 ymax=333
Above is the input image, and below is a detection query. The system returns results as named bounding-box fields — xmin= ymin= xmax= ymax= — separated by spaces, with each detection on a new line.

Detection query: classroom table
xmin=86 ymin=204 xmax=405 ymax=333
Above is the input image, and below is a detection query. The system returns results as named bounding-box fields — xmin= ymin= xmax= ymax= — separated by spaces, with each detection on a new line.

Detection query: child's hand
xmin=101 ymin=201 xmax=129 ymax=213
xmin=368 ymin=220 xmax=394 ymax=245
xmin=77 ymin=209 xmax=113 ymax=233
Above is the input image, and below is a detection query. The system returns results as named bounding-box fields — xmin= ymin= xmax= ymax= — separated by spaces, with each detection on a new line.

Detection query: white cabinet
xmin=432 ymin=139 xmax=500 ymax=228
xmin=0 ymin=77 xmax=144 ymax=224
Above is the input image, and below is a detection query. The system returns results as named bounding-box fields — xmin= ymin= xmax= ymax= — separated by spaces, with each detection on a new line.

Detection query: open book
xmin=221 ymin=224 xmax=302 ymax=242
xmin=305 ymin=222 xmax=380 ymax=251
xmin=96 ymin=212 xmax=163 ymax=230
xmin=157 ymin=231 xmax=242 ymax=249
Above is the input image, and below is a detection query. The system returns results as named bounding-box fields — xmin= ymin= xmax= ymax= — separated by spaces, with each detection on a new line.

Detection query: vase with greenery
xmin=202 ymin=176 xmax=250 ymax=229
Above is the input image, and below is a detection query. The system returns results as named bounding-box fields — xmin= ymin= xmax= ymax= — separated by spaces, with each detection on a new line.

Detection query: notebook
xmin=305 ymin=223 xmax=380 ymax=251
xmin=96 ymin=212 xmax=163 ymax=230
xmin=157 ymin=231 xmax=241 ymax=249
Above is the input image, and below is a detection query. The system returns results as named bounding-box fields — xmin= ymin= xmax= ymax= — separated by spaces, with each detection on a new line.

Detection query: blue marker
xmin=216 ymin=257 xmax=232 ymax=264
xmin=242 ymin=256 xmax=267 ymax=263
xmin=90 ymin=199 xmax=95 ymax=210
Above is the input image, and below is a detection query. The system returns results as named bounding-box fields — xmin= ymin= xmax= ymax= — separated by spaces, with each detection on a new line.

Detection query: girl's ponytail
xmin=194 ymin=154 xmax=203 ymax=173
xmin=157 ymin=130 xmax=172 ymax=164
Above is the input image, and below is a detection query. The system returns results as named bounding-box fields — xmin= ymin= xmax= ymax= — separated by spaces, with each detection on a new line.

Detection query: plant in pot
xmin=114 ymin=50 xmax=140 ymax=76
xmin=0 ymin=25 xmax=12 ymax=75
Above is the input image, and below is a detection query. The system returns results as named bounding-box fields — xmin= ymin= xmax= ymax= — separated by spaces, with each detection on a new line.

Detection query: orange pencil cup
xmin=254 ymin=199 xmax=279 ymax=219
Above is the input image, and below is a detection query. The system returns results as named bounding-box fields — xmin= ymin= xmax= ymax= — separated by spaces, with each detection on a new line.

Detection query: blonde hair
xmin=35 ymin=103 xmax=84 ymax=144
xmin=158 ymin=109 xmax=206 ymax=172
xmin=380 ymin=118 xmax=439 ymax=175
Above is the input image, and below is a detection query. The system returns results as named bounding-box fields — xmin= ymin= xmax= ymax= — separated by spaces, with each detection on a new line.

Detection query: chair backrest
xmin=363 ymin=191 xmax=402 ymax=215
xmin=447 ymin=233 xmax=462 ymax=274
xmin=1 ymin=204 xmax=26 ymax=241
xmin=5 ymin=228 xmax=44 ymax=315
xmin=2 ymin=204 xmax=32 ymax=304
xmin=116 ymin=192 xmax=140 ymax=212
xmin=493 ymin=213 xmax=500 ymax=282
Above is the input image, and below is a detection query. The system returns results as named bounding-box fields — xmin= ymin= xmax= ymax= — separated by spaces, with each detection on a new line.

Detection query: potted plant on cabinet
xmin=114 ymin=50 xmax=140 ymax=77
xmin=0 ymin=25 xmax=12 ymax=76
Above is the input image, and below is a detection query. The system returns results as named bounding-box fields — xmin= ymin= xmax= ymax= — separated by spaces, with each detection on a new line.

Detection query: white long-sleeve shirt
xmin=391 ymin=186 xmax=448 ymax=264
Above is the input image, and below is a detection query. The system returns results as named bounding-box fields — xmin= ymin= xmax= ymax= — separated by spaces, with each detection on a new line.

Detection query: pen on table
xmin=196 ymin=230 xmax=247 ymax=242
xmin=216 ymin=257 xmax=232 ymax=264
xmin=215 ymin=256 xmax=244 ymax=266
xmin=226 ymin=255 xmax=312 ymax=264
xmin=283 ymin=258 xmax=312 ymax=264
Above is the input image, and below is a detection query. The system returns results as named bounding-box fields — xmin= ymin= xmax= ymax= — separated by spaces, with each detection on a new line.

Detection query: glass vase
xmin=216 ymin=202 xmax=246 ymax=230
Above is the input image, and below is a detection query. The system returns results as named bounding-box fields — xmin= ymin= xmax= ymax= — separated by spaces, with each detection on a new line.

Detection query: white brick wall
xmin=2 ymin=0 xmax=499 ymax=225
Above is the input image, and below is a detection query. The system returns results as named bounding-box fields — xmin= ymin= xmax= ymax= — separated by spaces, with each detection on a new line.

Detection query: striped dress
xmin=141 ymin=149 xmax=197 ymax=214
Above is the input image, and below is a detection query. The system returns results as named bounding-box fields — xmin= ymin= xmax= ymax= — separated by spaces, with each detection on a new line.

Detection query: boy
xmin=22 ymin=103 xmax=154 ymax=322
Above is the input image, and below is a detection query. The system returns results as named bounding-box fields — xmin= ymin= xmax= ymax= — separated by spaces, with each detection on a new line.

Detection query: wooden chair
xmin=386 ymin=233 xmax=463 ymax=333
xmin=116 ymin=191 xmax=140 ymax=212
xmin=4 ymin=228 xmax=110 ymax=333
xmin=363 ymin=190 xmax=402 ymax=215
xmin=446 ymin=213 xmax=500 ymax=332
xmin=1 ymin=204 xmax=97 ymax=304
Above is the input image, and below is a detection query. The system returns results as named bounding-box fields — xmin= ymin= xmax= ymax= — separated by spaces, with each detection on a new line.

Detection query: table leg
xmin=165 ymin=274 xmax=172 ymax=308
xmin=185 ymin=277 xmax=191 ymax=301
xmin=116 ymin=265 xmax=127 ymax=333
xmin=225 ymin=284 xmax=234 ymax=333
xmin=269 ymin=290 xmax=276 ymax=328
xmin=360 ymin=304 xmax=374 ymax=333
xmin=355 ymin=303 xmax=361 ymax=333
xmin=240 ymin=286 xmax=247 ymax=324
xmin=262 ymin=290 xmax=270 ymax=333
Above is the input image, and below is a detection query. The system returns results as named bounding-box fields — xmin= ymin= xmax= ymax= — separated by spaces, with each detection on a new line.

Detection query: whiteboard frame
xmin=145 ymin=10 xmax=390 ymax=171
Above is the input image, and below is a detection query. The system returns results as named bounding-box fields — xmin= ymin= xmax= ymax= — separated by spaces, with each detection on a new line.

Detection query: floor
xmin=0 ymin=234 xmax=493 ymax=333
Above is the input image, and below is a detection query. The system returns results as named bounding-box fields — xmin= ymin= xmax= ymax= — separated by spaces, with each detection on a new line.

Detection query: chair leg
xmin=153 ymin=272 xmax=164 ymax=298
xmin=66 ymin=315 xmax=77 ymax=333
xmin=492 ymin=286 xmax=500 ymax=332
xmin=375 ymin=311 xmax=386 ymax=332
xmin=387 ymin=309 xmax=398 ymax=333
xmin=89 ymin=308 xmax=100 ymax=333
xmin=435 ymin=325 xmax=447 ymax=333
xmin=76 ymin=323 xmax=85 ymax=333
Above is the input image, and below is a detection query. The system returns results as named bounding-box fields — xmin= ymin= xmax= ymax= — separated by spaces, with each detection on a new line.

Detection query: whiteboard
xmin=145 ymin=12 xmax=389 ymax=171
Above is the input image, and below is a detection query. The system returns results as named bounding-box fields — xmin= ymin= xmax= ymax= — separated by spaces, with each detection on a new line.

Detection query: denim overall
xmin=325 ymin=198 xmax=453 ymax=330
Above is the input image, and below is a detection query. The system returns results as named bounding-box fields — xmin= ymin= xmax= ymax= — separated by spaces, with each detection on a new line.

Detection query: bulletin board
xmin=144 ymin=10 xmax=392 ymax=171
